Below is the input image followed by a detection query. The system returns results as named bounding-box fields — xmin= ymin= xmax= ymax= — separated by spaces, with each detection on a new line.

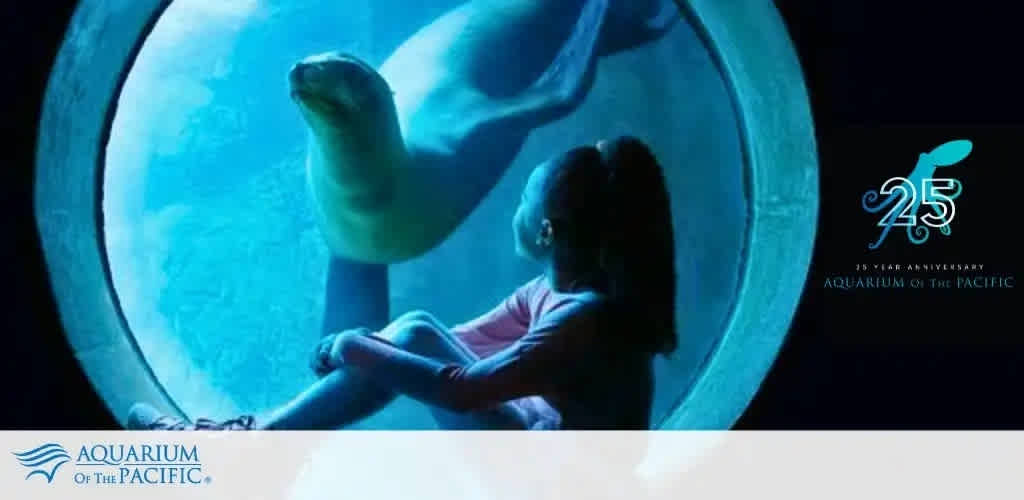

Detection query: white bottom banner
xmin=2 ymin=431 xmax=1020 ymax=499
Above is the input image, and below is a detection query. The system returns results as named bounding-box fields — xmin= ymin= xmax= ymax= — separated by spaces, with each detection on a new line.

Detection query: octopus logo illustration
xmin=12 ymin=443 xmax=71 ymax=483
xmin=861 ymin=139 xmax=971 ymax=249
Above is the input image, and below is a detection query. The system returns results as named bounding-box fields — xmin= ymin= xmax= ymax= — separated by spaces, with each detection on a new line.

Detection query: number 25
xmin=878 ymin=177 xmax=957 ymax=228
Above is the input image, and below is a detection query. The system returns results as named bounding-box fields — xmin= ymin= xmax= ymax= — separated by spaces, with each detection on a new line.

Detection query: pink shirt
xmin=453 ymin=275 xmax=586 ymax=359
xmin=339 ymin=275 xmax=655 ymax=429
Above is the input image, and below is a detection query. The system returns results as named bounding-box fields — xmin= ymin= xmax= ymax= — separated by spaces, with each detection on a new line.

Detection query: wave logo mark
xmin=12 ymin=443 xmax=71 ymax=483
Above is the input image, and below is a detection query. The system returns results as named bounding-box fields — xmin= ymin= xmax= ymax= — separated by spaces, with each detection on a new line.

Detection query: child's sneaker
xmin=126 ymin=403 xmax=256 ymax=430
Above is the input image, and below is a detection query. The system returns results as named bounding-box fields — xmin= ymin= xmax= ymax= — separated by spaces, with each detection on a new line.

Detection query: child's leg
xmin=257 ymin=369 xmax=392 ymax=430
xmin=259 ymin=311 xmax=530 ymax=430
xmin=397 ymin=312 xmax=533 ymax=430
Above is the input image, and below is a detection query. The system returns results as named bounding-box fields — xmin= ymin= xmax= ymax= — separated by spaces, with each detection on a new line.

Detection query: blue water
xmin=103 ymin=0 xmax=747 ymax=428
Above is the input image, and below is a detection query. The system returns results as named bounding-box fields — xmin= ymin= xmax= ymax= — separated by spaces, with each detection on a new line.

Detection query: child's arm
xmin=449 ymin=275 xmax=542 ymax=345
xmin=333 ymin=301 xmax=594 ymax=413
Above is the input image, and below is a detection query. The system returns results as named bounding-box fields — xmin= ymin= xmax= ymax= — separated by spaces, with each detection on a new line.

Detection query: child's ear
xmin=538 ymin=219 xmax=554 ymax=246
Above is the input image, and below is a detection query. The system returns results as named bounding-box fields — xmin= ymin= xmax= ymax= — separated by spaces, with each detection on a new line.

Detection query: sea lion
xmin=289 ymin=0 xmax=679 ymax=264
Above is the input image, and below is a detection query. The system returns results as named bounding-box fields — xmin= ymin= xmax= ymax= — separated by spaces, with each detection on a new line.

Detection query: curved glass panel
xmin=103 ymin=0 xmax=747 ymax=428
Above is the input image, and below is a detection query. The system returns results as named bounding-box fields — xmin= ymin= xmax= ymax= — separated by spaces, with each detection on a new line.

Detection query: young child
xmin=129 ymin=136 xmax=677 ymax=430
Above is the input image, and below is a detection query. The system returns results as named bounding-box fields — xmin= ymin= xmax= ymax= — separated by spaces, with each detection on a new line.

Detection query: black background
xmin=1 ymin=1 xmax=1021 ymax=429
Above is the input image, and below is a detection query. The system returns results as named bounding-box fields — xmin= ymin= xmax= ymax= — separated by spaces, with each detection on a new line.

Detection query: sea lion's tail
xmin=599 ymin=0 xmax=681 ymax=55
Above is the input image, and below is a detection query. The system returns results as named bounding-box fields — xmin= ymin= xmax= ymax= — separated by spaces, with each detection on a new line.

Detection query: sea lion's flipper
xmin=526 ymin=0 xmax=608 ymax=112
xmin=599 ymin=0 xmax=681 ymax=56
xmin=399 ymin=0 xmax=611 ymax=234
xmin=479 ymin=0 xmax=679 ymax=126
xmin=450 ymin=0 xmax=609 ymax=139
xmin=321 ymin=257 xmax=389 ymax=334
xmin=413 ymin=0 xmax=680 ymax=152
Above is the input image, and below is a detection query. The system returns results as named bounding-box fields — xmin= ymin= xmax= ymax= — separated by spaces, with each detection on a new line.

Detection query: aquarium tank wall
xmin=34 ymin=0 xmax=819 ymax=432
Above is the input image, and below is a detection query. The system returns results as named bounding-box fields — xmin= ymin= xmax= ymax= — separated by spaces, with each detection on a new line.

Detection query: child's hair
xmin=542 ymin=136 xmax=678 ymax=355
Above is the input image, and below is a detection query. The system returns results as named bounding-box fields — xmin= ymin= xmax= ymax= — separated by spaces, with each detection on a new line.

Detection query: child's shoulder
xmin=514 ymin=274 xmax=549 ymax=300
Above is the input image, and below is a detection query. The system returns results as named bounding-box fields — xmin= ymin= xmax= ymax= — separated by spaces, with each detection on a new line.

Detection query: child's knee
xmin=391 ymin=319 xmax=442 ymax=349
xmin=395 ymin=309 xmax=430 ymax=324
xmin=383 ymin=312 xmax=463 ymax=360
xmin=395 ymin=310 xmax=444 ymax=329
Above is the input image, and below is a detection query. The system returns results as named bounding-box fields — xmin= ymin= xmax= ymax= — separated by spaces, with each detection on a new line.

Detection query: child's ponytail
xmin=599 ymin=137 xmax=678 ymax=355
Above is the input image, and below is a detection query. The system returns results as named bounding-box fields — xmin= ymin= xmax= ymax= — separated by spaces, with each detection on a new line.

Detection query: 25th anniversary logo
xmin=824 ymin=139 xmax=1014 ymax=291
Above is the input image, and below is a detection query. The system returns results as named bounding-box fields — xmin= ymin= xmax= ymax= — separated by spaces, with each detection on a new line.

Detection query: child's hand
xmin=310 ymin=328 xmax=374 ymax=377
xmin=310 ymin=333 xmax=339 ymax=377
xmin=328 ymin=327 xmax=373 ymax=367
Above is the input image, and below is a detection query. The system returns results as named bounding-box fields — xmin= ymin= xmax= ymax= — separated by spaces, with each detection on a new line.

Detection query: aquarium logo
xmin=73 ymin=443 xmax=208 ymax=486
xmin=861 ymin=139 xmax=971 ymax=249
xmin=11 ymin=442 xmax=210 ymax=486
xmin=12 ymin=443 xmax=71 ymax=483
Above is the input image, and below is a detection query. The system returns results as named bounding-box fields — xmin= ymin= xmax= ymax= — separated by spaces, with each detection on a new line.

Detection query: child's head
xmin=513 ymin=136 xmax=678 ymax=355
xmin=513 ymin=145 xmax=606 ymax=261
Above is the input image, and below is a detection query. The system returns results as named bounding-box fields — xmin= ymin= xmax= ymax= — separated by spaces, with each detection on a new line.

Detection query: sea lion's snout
xmin=289 ymin=63 xmax=321 ymax=87
xmin=288 ymin=61 xmax=337 ymax=94
xmin=290 ymin=53 xmax=374 ymax=89
xmin=288 ymin=53 xmax=387 ymax=115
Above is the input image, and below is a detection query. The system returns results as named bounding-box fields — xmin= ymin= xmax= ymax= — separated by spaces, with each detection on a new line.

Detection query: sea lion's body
xmin=291 ymin=0 xmax=678 ymax=264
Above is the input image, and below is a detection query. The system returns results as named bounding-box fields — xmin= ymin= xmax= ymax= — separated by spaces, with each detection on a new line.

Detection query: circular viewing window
xmin=36 ymin=0 xmax=817 ymax=430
